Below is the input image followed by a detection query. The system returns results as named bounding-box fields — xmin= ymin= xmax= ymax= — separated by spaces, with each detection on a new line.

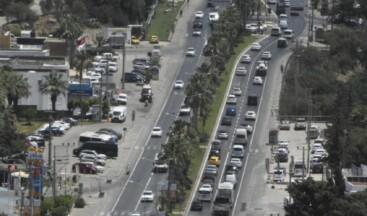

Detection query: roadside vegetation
xmin=278 ymin=1 xmax=367 ymax=215
xmin=148 ymin=1 xmax=184 ymax=41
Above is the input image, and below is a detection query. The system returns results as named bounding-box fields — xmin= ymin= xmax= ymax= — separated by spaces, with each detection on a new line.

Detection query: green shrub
xmin=51 ymin=206 xmax=69 ymax=216
xmin=54 ymin=195 xmax=74 ymax=210
xmin=74 ymin=197 xmax=86 ymax=208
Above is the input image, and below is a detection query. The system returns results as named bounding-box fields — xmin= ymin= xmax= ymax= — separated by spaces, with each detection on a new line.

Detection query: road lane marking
xmin=134 ymin=175 xmax=152 ymax=211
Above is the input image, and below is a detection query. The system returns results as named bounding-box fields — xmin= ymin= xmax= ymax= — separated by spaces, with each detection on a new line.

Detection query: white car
xmin=192 ymin=30 xmax=202 ymax=36
xmin=236 ymin=67 xmax=247 ymax=76
xmin=251 ymin=42 xmax=262 ymax=51
xmin=174 ymin=80 xmax=184 ymax=89
xmin=246 ymin=23 xmax=267 ymax=33
xmin=79 ymin=155 xmax=106 ymax=166
xmin=108 ymin=62 xmax=118 ymax=72
xmin=232 ymin=87 xmax=242 ymax=96
xmin=79 ymin=150 xmax=107 ymax=160
xmin=199 ymin=184 xmax=213 ymax=192
xmin=230 ymin=158 xmax=243 ymax=168
xmin=141 ymin=190 xmax=154 ymax=202
xmin=179 ymin=105 xmax=191 ymax=116
xmin=151 ymin=127 xmax=163 ymax=137
xmin=217 ymin=130 xmax=229 ymax=139
xmin=53 ymin=121 xmax=71 ymax=130
xmin=253 ymin=76 xmax=264 ymax=85
xmin=240 ymin=54 xmax=251 ymax=63
xmin=195 ymin=11 xmax=205 ymax=19
xmin=284 ymin=0 xmax=290 ymax=7
xmin=116 ymin=93 xmax=128 ymax=105
xmin=226 ymin=94 xmax=237 ymax=104
xmin=245 ymin=111 xmax=257 ymax=120
xmin=279 ymin=14 xmax=287 ymax=21
xmin=186 ymin=47 xmax=196 ymax=57
xmin=283 ymin=29 xmax=294 ymax=39
xmin=261 ymin=51 xmax=272 ymax=60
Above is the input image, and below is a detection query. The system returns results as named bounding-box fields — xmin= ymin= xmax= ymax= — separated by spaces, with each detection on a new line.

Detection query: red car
xmin=72 ymin=163 xmax=97 ymax=174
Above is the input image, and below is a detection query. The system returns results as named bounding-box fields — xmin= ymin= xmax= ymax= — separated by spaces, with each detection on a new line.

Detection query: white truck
xmin=213 ymin=182 xmax=234 ymax=215
xmin=110 ymin=106 xmax=127 ymax=123
xmin=234 ymin=128 xmax=247 ymax=145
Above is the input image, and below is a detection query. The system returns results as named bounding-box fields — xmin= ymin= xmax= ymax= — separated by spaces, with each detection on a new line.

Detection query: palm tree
xmin=57 ymin=13 xmax=82 ymax=67
xmin=0 ymin=67 xmax=30 ymax=110
xmin=39 ymin=71 xmax=68 ymax=111
xmin=75 ymin=51 xmax=91 ymax=120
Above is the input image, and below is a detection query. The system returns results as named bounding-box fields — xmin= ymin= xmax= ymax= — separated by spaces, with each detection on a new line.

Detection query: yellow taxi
xmin=149 ymin=35 xmax=159 ymax=44
xmin=208 ymin=156 xmax=221 ymax=166
xmin=131 ymin=36 xmax=140 ymax=45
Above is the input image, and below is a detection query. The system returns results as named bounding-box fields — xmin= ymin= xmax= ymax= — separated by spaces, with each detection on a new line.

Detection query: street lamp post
xmin=121 ymin=36 xmax=126 ymax=89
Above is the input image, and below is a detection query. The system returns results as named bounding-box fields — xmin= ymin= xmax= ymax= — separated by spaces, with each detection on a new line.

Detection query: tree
xmin=39 ymin=71 xmax=68 ymax=111
xmin=5 ymin=2 xmax=37 ymax=23
xmin=23 ymin=107 xmax=37 ymax=125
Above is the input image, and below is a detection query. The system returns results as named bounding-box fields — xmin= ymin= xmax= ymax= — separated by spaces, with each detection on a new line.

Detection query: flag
xmin=76 ymin=36 xmax=86 ymax=52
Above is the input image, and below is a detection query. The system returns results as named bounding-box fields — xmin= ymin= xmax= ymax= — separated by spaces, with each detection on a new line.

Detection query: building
xmin=0 ymin=31 xmax=69 ymax=111
xmin=343 ymin=164 xmax=367 ymax=193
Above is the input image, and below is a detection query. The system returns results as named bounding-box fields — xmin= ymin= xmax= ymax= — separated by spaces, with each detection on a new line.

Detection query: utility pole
xmin=99 ymin=69 xmax=103 ymax=121
xmin=302 ymin=147 xmax=305 ymax=181
xmin=343 ymin=130 xmax=348 ymax=168
xmin=306 ymin=89 xmax=312 ymax=175
xmin=294 ymin=42 xmax=300 ymax=112
xmin=121 ymin=36 xmax=126 ymax=89
xmin=53 ymin=145 xmax=57 ymax=201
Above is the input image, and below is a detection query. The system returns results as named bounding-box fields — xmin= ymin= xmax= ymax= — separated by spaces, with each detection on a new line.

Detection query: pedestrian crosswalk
xmin=97 ymin=210 xmax=150 ymax=216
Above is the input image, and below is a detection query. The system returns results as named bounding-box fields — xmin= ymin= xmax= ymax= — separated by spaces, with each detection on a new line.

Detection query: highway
xmin=186 ymin=3 xmax=307 ymax=216
xmin=111 ymin=5 xmax=218 ymax=214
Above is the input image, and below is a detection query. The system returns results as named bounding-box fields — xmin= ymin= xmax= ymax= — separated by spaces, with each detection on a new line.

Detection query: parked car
xmin=279 ymin=120 xmax=290 ymax=130
xmin=97 ymin=128 xmax=122 ymax=140
xmin=72 ymin=162 xmax=98 ymax=174
xmin=79 ymin=150 xmax=107 ymax=160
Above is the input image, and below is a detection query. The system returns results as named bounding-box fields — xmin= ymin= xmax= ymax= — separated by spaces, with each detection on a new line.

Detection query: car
xmin=124 ymin=72 xmax=143 ymax=83
xmin=226 ymin=107 xmax=236 ymax=116
xmin=240 ymin=54 xmax=251 ymax=63
xmin=131 ymin=36 xmax=140 ymax=45
xmin=209 ymin=149 xmax=220 ymax=158
xmin=251 ymin=42 xmax=262 ymax=51
xmin=267 ymin=0 xmax=277 ymax=4
xmin=108 ymin=62 xmax=118 ymax=73
xmin=204 ymin=165 xmax=218 ymax=176
xmin=236 ymin=67 xmax=247 ymax=76
xmin=79 ymin=161 xmax=104 ymax=173
xmin=283 ymin=29 xmax=294 ymax=39
xmin=253 ymin=76 xmax=264 ymax=85
xmin=193 ymin=20 xmax=203 ymax=29
xmin=174 ymin=80 xmax=184 ymax=89
xmin=195 ymin=11 xmax=205 ymax=19
xmin=273 ymin=169 xmax=285 ymax=182
xmin=200 ymin=184 xmax=213 ymax=192
xmin=275 ymin=151 xmax=288 ymax=163
xmin=201 ymin=176 xmax=215 ymax=187
xmin=279 ymin=20 xmax=288 ymax=29
xmin=141 ymin=190 xmax=154 ymax=202
xmin=284 ymin=0 xmax=290 ymax=7
xmin=192 ymin=30 xmax=202 ymax=36
xmin=295 ymin=117 xmax=307 ymax=130
xmin=225 ymin=165 xmax=239 ymax=176
xmin=211 ymin=140 xmax=222 ymax=152
xmin=279 ymin=14 xmax=287 ymax=21
xmin=134 ymin=62 xmax=150 ymax=71
xmin=116 ymin=93 xmax=127 ymax=105
xmin=261 ymin=51 xmax=272 ymax=60
xmin=26 ymin=135 xmax=45 ymax=148
xmin=240 ymin=123 xmax=253 ymax=134
xmin=279 ymin=120 xmax=290 ymax=130
xmin=149 ymin=35 xmax=159 ymax=44
xmin=62 ymin=117 xmax=78 ymax=126
xmin=279 ymin=141 xmax=290 ymax=152
xmin=190 ymin=200 xmax=203 ymax=211
xmin=98 ymin=128 xmax=122 ymax=140
xmin=186 ymin=47 xmax=196 ymax=56
xmin=79 ymin=155 xmax=106 ymax=166
xmin=217 ymin=130 xmax=229 ymax=139
xmin=226 ymin=94 xmax=237 ymax=104
xmin=245 ymin=111 xmax=257 ymax=120
xmin=246 ymin=23 xmax=267 ymax=33
xmin=230 ymin=158 xmax=243 ymax=168
xmin=79 ymin=150 xmax=107 ymax=160
xmin=151 ymin=127 xmax=163 ymax=137
xmin=232 ymin=87 xmax=242 ymax=96
xmin=179 ymin=105 xmax=191 ymax=116
xmin=133 ymin=58 xmax=150 ymax=65
xmin=71 ymin=162 xmax=98 ymax=174
xmin=221 ymin=117 xmax=232 ymax=126
xmin=208 ymin=156 xmax=221 ymax=166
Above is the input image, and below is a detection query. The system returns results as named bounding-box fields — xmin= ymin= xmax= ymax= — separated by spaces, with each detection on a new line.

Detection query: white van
xmin=271 ymin=27 xmax=281 ymax=36
xmin=225 ymin=174 xmax=237 ymax=188
xmin=110 ymin=106 xmax=127 ymax=123
xmin=279 ymin=20 xmax=288 ymax=29
xmin=234 ymin=128 xmax=247 ymax=145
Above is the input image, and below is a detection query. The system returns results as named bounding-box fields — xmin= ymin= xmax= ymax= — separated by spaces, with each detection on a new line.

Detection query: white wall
xmin=18 ymin=71 xmax=68 ymax=111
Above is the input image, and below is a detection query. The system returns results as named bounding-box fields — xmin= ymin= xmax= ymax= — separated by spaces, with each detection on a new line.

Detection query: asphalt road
xmin=186 ymin=3 xmax=307 ymax=216
xmin=111 ymin=4 xmax=215 ymax=215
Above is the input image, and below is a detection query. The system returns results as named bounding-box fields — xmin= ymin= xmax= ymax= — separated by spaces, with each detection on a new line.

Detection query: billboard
xmin=27 ymin=146 xmax=44 ymax=198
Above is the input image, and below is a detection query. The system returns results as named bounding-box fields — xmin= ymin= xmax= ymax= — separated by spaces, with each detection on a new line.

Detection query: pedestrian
xmin=271 ymin=106 xmax=274 ymax=116
xmin=180 ymin=10 xmax=183 ymax=17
